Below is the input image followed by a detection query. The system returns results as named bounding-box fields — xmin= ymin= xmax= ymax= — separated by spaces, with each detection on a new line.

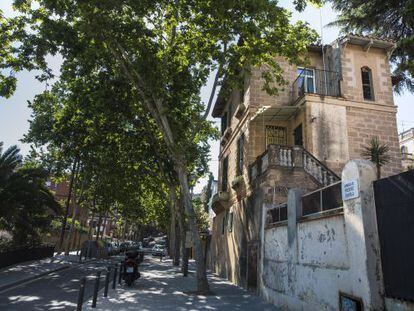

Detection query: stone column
xmin=286 ymin=188 xmax=306 ymax=295
xmin=292 ymin=146 xmax=304 ymax=168
xmin=342 ymin=160 xmax=385 ymax=310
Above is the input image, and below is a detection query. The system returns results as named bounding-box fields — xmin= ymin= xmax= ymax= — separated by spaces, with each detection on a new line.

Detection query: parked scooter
xmin=120 ymin=250 xmax=141 ymax=286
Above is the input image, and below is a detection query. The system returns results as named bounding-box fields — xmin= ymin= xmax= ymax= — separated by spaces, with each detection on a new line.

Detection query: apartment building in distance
xmin=209 ymin=34 xmax=402 ymax=292
xmin=399 ymin=127 xmax=414 ymax=170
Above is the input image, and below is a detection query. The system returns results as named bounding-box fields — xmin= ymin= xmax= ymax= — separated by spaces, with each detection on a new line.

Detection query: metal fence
xmin=374 ymin=170 xmax=414 ymax=301
xmin=266 ymin=203 xmax=287 ymax=225
xmin=292 ymin=68 xmax=341 ymax=103
xmin=302 ymin=181 xmax=343 ymax=216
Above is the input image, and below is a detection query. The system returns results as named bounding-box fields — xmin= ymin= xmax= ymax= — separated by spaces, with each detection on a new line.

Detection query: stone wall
xmin=259 ymin=160 xmax=385 ymax=310
xmin=341 ymin=45 xmax=394 ymax=106
xmin=346 ymin=106 xmax=401 ymax=177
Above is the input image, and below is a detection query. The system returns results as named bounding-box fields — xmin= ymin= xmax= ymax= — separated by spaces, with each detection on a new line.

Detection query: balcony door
xmin=294 ymin=124 xmax=303 ymax=146
xmin=297 ymin=68 xmax=315 ymax=96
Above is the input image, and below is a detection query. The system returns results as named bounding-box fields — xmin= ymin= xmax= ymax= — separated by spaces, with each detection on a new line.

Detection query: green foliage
xmin=50 ymin=218 xmax=88 ymax=234
xmin=328 ymin=0 xmax=414 ymax=93
xmin=361 ymin=136 xmax=390 ymax=179
xmin=0 ymin=142 xmax=61 ymax=245
xmin=193 ymin=197 xmax=209 ymax=233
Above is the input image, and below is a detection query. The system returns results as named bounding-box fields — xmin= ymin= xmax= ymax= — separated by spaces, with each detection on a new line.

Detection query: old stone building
xmin=209 ymin=34 xmax=402 ymax=291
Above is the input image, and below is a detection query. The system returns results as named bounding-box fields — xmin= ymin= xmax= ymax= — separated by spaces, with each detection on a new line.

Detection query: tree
xmin=1 ymin=1 xmax=318 ymax=292
xmin=328 ymin=0 xmax=414 ymax=93
xmin=361 ymin=137 xmax=391 ymax=179
xmin=0 ymin=143 xmax=60 ymax=245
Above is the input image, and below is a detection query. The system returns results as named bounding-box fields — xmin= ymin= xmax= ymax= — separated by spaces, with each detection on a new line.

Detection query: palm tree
xmin=0 ymin=142 xmax=22 ymax=185
xmin=361 ymin=137 xmax=390 ymax=180
xmin=0 ymin=142 xmax=60 ymax=245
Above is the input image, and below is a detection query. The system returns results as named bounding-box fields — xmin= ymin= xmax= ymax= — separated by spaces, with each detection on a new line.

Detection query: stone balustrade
xmin=249 ymin=144 xmax=340 ymax=187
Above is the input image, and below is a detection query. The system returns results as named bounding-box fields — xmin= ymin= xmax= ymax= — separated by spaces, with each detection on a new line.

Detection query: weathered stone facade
xmin=209 ymin=34 xmax=401 ymax=292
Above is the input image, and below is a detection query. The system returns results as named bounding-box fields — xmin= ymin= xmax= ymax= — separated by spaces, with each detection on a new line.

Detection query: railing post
xmin=104 ymin=266 xmax=111 ymax=297
xmin=92 ymin=271 xmax=101 ymax=308
xmin=76 ymin=277 xmax=86 ymax=311
xmin=292 ymin=146 xmax=304 ymax=168
xmin=112 ymin=265 xmax=118 ymax=289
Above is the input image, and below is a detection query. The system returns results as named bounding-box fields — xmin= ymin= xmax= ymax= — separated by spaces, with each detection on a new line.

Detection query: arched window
xmin=361 ymin=67 xmax=374 ymax=101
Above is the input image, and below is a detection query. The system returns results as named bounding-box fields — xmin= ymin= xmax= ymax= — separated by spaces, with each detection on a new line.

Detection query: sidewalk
xmin=0 ymin=251 xmax=88 ymax=292
xmin=84 ymin=257 xmax=277 ymax=311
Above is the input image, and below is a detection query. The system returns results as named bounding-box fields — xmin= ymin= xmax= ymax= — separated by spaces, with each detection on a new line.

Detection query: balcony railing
xmin=249 ymin=144 xmax=340 ymax=187
xmin=291 ymin=68 xmax=341 ymax=103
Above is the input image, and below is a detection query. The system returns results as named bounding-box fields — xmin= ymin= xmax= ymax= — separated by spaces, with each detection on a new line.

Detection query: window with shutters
xmin=222 ymin=156 xmax=229 ymax=191
xmin=221 ymin=112 xmax=228 ymax=136
xmin=236 ymin=134 xmax=245 ymax=175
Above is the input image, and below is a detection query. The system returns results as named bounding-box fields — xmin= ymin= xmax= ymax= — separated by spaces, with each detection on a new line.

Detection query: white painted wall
xmin=259 ymin=160 xmax=384 ymax=310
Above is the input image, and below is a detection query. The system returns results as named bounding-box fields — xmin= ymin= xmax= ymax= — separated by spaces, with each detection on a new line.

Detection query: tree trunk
xmin=178 ymin=209 xmax=188 ymax=277
xmin=173 ymin=219 xmax=181 ymax=266
xmin=123 ymin=218 xmax=128 ymax=241
xmin=95 ymin=213 xmax=102 ymax=242
xmin=168 ymin=186 xmax=181 ymax=266
xmin=101 ymin=211 xmax=108 ymax=241
xmin=86 ymin=210 xmax=95 ymax=258
xmin=57 ymin=159 xmax=78 ymax=252
xmin=377 ymin=164 xmax=381 ymax=180
xmin=176 ymin=162 xmax=209 ymax=292
xmin=64 ymin=196 xmax=78 ymax=255
xmin=169 ymin=203 xmax=176 ymax=261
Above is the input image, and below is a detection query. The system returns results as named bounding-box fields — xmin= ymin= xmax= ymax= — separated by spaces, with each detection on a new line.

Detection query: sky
xmin=1 ymin=1 xmax=413 ymax=193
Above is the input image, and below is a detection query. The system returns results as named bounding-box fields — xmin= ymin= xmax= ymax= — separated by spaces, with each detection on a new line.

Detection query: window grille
xmin=266 ymin=125 xmax=287 ymax=146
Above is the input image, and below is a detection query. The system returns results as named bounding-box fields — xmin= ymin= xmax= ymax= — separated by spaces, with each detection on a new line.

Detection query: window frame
xmin=297 ymin=67 xmax=316 ymax=94
xmin=236 ymin=133 xmax=245 ymax=176
xmin=222 ymin=156 xmax=229 ymax=192
xmin=221 ymin=112 xmax=228 ymax=136
xmin=361 ymin=66 xmax=375 ymax=101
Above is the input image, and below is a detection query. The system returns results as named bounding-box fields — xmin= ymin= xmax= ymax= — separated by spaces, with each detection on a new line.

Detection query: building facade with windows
xmin=399 ymin=127 xmax=414 ymax=170
xmin=209 ymin=34 xmax=402 ymax=291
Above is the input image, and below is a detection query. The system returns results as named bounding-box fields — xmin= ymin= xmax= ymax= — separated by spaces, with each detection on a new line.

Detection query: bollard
xmin=92 ymin=271 xmax=101 ymax=308
xmin=76 ymin=277 xmax=86 ymax=311
xmin=118 ymin=262 xmax=123 ymax=284
xmin=104 ymin=267 xmax=111 ymax=297
xmin=112 ymin=265 xmax=118 ymax=289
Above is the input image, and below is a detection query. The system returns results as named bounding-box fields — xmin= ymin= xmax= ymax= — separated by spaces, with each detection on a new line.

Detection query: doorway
xmin=294 ymin=124 xmax=303 ymax=146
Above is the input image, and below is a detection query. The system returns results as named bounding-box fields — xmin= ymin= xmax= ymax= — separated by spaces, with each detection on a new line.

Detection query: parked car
xmin=110 ymin=242 xmax=120 ymax=254
xmin=152 ymin=244 xmax=166 ymax=257
xmin=120 ymin=242 xmax=129 ymax=252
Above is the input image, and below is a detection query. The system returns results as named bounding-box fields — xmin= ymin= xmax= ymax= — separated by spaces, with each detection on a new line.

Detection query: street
xmin=0 ymin=257 xmax=121 ymax=310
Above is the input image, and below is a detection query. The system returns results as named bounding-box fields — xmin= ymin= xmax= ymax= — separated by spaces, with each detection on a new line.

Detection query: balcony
xmin=291 ymin=68 xmax=341 ymax=104
xmin=211 ymin=191 xmax=230 ymax=214
xmin=249 ymin=144 xmax=340 ymax=187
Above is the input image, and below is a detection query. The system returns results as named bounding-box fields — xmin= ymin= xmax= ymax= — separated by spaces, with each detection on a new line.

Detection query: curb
xmin=0 ymin=264 xmax=70 ymax=293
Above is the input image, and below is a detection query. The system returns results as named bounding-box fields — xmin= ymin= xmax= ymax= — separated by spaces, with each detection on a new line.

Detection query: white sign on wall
xmin=342 ymin=179 xmax=359 ymax=201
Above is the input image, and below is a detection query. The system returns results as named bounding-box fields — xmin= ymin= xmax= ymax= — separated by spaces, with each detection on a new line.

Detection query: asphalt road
xmin=0 ymin=257 xmax=123 ymax=311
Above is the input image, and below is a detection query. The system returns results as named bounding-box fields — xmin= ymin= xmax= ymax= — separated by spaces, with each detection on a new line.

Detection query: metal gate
xmin=374 ymin=170 xmax=414 ymax=301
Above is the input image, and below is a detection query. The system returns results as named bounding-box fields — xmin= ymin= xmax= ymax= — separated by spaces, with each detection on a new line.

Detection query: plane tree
xmin=1 ymin=0 xmax=318 ymax=292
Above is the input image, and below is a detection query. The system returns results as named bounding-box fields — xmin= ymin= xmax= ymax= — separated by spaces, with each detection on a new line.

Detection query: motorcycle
xmin=121 ymin=250 xmax=141 ymax=286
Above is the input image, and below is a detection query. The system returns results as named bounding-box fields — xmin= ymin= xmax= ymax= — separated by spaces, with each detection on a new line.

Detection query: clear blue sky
xmin=1 ymin=1 xmax=413 ymax=193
